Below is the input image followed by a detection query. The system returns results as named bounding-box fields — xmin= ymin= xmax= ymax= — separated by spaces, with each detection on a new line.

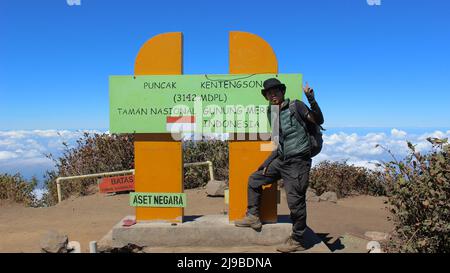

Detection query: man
xmin=234 ymin=78 xmax=324 ymax=253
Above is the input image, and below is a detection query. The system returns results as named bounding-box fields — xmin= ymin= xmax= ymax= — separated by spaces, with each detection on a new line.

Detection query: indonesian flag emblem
xmin=166 ymin=116 xmax=196 ymax=133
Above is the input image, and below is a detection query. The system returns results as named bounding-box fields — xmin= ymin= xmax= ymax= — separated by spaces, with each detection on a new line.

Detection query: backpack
xmin=288 ymin=100 xmax=324 ymax=157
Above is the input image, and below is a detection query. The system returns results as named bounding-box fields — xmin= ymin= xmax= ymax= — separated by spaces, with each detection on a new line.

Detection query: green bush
xmin=309 ymin=160 xmax=387 ymax=198
xmin=0 ymin=173 xmax=39 ymax=207
xmin=381 ymin=138 xmax=450 ymax=253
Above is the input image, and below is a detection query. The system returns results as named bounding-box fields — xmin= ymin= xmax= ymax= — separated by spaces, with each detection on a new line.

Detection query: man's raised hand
xmin=303 ymin=81 xmax=315 ymax=99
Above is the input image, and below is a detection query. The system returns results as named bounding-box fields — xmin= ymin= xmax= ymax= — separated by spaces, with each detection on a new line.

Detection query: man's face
xmin=265 ymin=88 xmax=284 ymax=105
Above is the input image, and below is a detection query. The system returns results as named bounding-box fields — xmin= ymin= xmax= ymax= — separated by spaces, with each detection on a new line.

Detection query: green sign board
xmin=129 ymin=192 xmax=187 ymax=208
xmin=109 ymin=73 xmax=303 ymax=134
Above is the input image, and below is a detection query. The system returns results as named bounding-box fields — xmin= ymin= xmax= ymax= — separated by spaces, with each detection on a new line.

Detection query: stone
xmin=308 ymin=196 xmax=320 ymax=202
xmin=367 ymin=241 xmax=384 ymax=253
xmin=97 ymin=230 xmax=114 ymax=253
xmin=110 ymin=215 xmax=331 ymax=253
xmin=319 ymin=191 xmax=338 ymax=203
xmin=333 ymin=233 xmax=370 ymax=253
xmin=306 ymin=190 xmax=320 ymax=202
xmin=364 ymin=231 xmax=389 ymax=241
xmin=40 ymin=230 xmax=69 ymax=253
xmin=206 ymin=180 xmax=227 ymax=197
xmin=67 ymin=241 xmax=81 ymax=253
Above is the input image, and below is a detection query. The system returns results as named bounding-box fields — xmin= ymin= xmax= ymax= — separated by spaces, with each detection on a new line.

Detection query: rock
xmin=308 ymin=196 xmax=320 ymax=202
xmin=67 ymin=241 xmax=81 ymax=253
xmin=364 ymin=231 xmax=388 ymax=241
xmin=319 ymin=191 xmax=338 ymax=203
xmin=97 ymin=230 xmax=114 ymax=253
xmin=40 ymin=230 xmax=69 ymax=253
xmin=206 ymin=180 xmax=227 ymax=197
xmin=98 ymin=244 xmax=114 ymax=253
xmin=306 ymin=190 xmax=320 ymax=202
xmin=366 ymin=241 xmax=384 ymax=253
xmin=114 ymin=244 xmax=143 ymax=253
xmin=142 ymin=247 xmax=153 ymax=253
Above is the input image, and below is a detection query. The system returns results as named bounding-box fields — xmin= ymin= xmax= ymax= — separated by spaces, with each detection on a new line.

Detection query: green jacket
xmin=268 ymin=98 xmax=310 ymax=159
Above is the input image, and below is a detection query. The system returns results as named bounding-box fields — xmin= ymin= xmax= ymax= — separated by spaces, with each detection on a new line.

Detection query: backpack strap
xmin=289 ymin=100 xmax=325 ymax=131
xmin=289 ymin=100 xmax=308 ymax=127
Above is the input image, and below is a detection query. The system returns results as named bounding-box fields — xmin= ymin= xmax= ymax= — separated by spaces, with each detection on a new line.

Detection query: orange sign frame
xmin=132 ymin=31 xmax=278 ymax=223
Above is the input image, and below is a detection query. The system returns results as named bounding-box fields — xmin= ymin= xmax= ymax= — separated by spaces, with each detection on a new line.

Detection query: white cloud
xmin=32 ymin=130 xmax=65 ymax=138
xmin=314 ymin=128 xmax=450 ymax=170
xmin=0 ymin=129 xmax=104 ymax=140
xmin=365 ymin=132 xmax=387 ymax=142
xmin=0 ymin=130 xmax=104 ymax=180
xmin=391 ymin=128 xmax=407 ymax=138
xmin=0 ymin=130 xmax=28 ymax=139
xmin=32 ymin=188 xmax=48 ymax=200
xmin=418 ymin=130 xmax=447 ymax=140
xmin=0 ymin=139 xmax=16 ymax=146
xmin=0 ymin=151 xmax=18 ymax=160
xmin=346 ymin=160 xmax=382 ymax=171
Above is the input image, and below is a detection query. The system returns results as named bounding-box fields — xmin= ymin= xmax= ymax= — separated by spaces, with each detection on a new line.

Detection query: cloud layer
xmin=0 ymin=130 xmax=103 ymax=181
xmin=0 ymin=128 xmax=449 ymax=184
xmin=314 ymin=128 xmax=450 ymax=170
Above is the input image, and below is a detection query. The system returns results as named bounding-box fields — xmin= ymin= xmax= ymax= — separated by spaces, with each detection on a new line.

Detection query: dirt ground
xmin=0 ymin=188 xmax=393 ymax=253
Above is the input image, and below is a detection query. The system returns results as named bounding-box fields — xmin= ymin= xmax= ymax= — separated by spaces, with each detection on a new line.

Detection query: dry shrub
xmin=183 ymin=139 xmax=228 ymax=189
xmin=310 ymin=160 xmax=387 ymax=198
xmin=381 ymin=138 xmax=450 ymax=253
xmin=43 ymin=132 xmax=134 ymax=206
xmin=42 ymin=133 xmax=229 ymax=205
xmin=0 ymin=173 xmax=38 ymax=206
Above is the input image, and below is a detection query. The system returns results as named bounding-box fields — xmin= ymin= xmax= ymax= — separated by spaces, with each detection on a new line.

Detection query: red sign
xmin=99 ymin=175 xmax=135 ymax=193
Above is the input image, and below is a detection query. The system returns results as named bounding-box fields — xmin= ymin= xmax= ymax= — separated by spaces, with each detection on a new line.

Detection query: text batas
xmin=109 ymin=73 xmax=302 ymax=133
xmin=99 ymin=175 xmax=135 ymax=193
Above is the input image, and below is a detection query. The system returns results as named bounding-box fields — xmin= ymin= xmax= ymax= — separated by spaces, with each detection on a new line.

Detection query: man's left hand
xmin=303 ymin=81 xmax=315 ymax=99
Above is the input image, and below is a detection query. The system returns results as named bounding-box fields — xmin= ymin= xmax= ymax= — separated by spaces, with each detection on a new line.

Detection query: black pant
xmin=247 ymin=155 xmax=311 ymax=241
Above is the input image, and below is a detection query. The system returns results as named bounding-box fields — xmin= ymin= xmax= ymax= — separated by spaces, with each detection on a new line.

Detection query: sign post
xmin=111 ymin=31 xmax=303 ymax=224
xmin=229 ymin=31 xmax=280 ymax=223
xmin=133 ymin=32 xmax=184 ymax=223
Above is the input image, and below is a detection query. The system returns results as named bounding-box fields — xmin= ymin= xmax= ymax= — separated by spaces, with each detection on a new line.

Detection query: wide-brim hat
xmin=261 ymin=78 xmax=286 ymax=96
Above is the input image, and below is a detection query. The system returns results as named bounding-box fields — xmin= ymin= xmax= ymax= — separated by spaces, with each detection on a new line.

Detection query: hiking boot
xmin=276 ymin=235 xmax=307 ymax=253
xmin=234 ymin=214 xmax=262 ymax=230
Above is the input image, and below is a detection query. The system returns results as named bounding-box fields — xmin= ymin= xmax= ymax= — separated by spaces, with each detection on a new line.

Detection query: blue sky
xmin=1 ymin=1 xmax=450 ymax=183
xmin=1 ymin=0 xmax=449 ymax=129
